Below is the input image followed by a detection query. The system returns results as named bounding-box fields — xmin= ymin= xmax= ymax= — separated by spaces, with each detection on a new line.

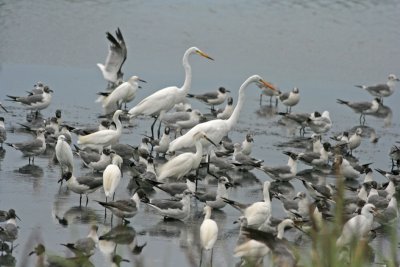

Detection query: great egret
xmin=55 ymin=135 xmax=74 ymax=177
xmin=168 ymin=75 xmax=276 ymax=153
xmin=0 ymin=117 xmax=7 ymax=148
xmin=355 ymin=74 xmax=399 ymax=101
xmin=128 ymin=47 xmax=213 ymax=138
xmin=78 ymin=110 xmax=123 ymax=151
xmin=279 ymin=87 xmax=300 ymax=113
xmin=156 ymin=131 xmax=216 ymax=181
xmin=199 ymin=205 xmax=218 ymax=266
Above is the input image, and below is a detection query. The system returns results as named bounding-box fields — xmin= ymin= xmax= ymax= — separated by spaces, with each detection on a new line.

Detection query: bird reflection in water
xmin=256 ymin=105 xmax=278 ymax=119
xmin=54 ymin=206 xmax=103 ymax=226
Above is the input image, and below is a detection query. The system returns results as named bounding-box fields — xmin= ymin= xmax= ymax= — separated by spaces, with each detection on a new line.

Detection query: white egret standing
xmin=199 ymin=205 xmax=218 ymax=266
xmin=157 ymin=132 xmax=216 ymax=181
xmin=78 ymin=110 xmax=123 ymax=151
xmin=55 ymin=135 xmax=74 ymax=180
xmin=168 ymin=75 xmax=276 ymax=153
xmin=103 ymin=153 xmax=122 ymax=203
xmin=128 ymin=47 xmax=213 ymax=138
xmin=97 ymin=76 xmax=146 ymax=114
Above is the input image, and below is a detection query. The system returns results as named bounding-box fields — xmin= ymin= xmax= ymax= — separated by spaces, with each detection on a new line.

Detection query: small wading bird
xmin=6 ymin=86 xmax=53 ymax=117
xmin=187 ymin=86 xmax=230 ymax=111
xmin=128 ymin=47 xmax=213 ymax=138
xmin=97 ymin=28 xmax=127 ymax=88
xmin=355 ymin=74 xmax=399 ymax=102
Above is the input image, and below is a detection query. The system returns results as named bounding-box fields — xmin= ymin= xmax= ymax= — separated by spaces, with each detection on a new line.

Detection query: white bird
xmin=216 ymin=96 xmax=234 ymax=119
xmin=279 ymin=87 xmax=300 ymax=113
xmin=6 ymin=128 xmax=46 ymax=165
xmin=97 ymin=76 xmax=146 ymax=114
xmin=58 ymin=172 xmax=103 ymax=206
xmin=153 ymin=127 xmax=171 ymax=157
xmin=223 ymin=181 xmax=272 ymax=229
xmin=168 ymin=75 xmax=277 ymax=153
xmin=199 ymin=205 xmax=218 ymax=265
xmin=128 ymin=47 xmax=213 ymax=138
xmin=307 ymin=111 xmax=332 ymax=134
xmin=97 ymin=28 xmax=127 ymax=87
xmin=0 ymin=117 xmax=7 ymax=148
xmin=337 ymin=98 xmax=380 ymax=125
xmin=355 ymin=74 xmax=399 ymax=101
xmin=187 ymin=86 xmax=230 ymax=110
xmin=55 ymin=135 xmax=74 ymax=177
xmin=78 ymin=110 xmax=123 ymax=151
xmin=103 ymin=153 xmax=122 ymax=202
xmin=336 ymin=203 xmax=377 ymax=247
xmin=6 ymin=86 xmax=53 ymax=113
xmin=241 ymin=133 xmax=254 ymax=156
xmin=156 ymin=131 xmax=216 ymax=181
xmin=347 ymin=128 xmax=362 ymax=155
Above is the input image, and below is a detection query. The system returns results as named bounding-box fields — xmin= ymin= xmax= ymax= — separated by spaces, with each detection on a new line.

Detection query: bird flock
xmin=1 ymin=27 xmax=400 ymax=267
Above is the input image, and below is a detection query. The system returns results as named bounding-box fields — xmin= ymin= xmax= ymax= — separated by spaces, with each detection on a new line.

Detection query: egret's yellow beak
xmin=196 ymin=50 xmax=214 ymax=61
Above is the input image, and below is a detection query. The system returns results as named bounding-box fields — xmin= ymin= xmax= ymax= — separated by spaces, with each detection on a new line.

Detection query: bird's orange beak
xmin=260 ymin=79 xmax=277 ymax=91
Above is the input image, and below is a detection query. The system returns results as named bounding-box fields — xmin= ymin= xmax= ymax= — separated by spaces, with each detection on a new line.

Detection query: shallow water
xmin=0 ymin=1 xmax=400 ymax=266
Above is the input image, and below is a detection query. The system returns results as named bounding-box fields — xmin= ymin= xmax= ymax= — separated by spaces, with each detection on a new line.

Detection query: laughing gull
xmin=259 ymin=151 xmax=298 ymax=182
xmin=87 ymin=148 xmax=112 ymax=172
xmin=152 ymin=127 xmax=171 ymax=157
xmin=307 ymin=111 xmax=332 ymax=134
xmin=167 ymin=75 xmax=277 ymax=153
xmin=97 ymin=76 xmax=146 ymax=113
xmin=6 ymin=128 xmax=46 ymax=164
xmin=128 ymin=47 xmax=214 ymax=139
xmin=297 ymin=142 xmax=331 ymax=168
xmin=241 ymin=133 xmax=254 ymax=156
xmin=58 ymin=172 xmax=103 ymax=206
xmin=355 ymin=74 xmax=399 ymax=101
xmin=216 ymin=96 xmax=234 ymax=119
xmin=278 ymin=112 xmax=310 ymax=136
xmin=337 ymin=98 xmax=380 ymax=125
xmin=0 ymin=209 xmax=20 ymax=251
xmin=388 ymin=145 xmax=400 ymax=168
xmin=199 ymin=205 xmax=218 ymax=266
xmin=194 ymin=176 xmax=233 ymax=209
xmin=187 ymin=86 xmax=230 ymax=111
xmin=347 ymin=128 xmax=362 ymax=155
xmin=144 ymin=189 xmax=193 ymax=221
xmin=232 ymin=143 xmax=263 ymax=170
xmin=279 ymin=87 xmax=300 ymax=113
xmin=336 ymin=203 xmax=377 ymax=247
xmin=97 ymin=28 xmax=127 ymax=87
xmin=6 ymin=86 xmax=53 ymax=114
xmin=61 ymin=225 xmax=99 ymax=256
xmin=0 ymin=117 xmax=6 ymax=148
xmin=95 ymin=189 xmax=148 ymax=223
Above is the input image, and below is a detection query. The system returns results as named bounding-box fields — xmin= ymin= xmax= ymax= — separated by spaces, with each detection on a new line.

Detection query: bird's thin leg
xmin=112 ymin=192 xmax=116 ymax=201
xmin=275 ymin=97 xmax=278 ymax=107
xmin=150 ymin=116 xmax=159 ymax=139
xmin=199 ymin=248 xmax=203 ymax=267
xmin=259 ymin=94 xmax=262 ymax=105
xmin=86 ymin=195 xmax=89 ymax=206
xmin=157 ymin=121 xmax=162 ymax=139
xmin=79 ymin=195 xmax=82 ymax=206
xmin=211 ymin=248 xmax=214 ymax=266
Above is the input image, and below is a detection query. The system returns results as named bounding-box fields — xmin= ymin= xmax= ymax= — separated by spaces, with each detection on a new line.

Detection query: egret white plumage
xmin=168 ymin=75 xmax=277 ymax=153
xmin=128 ymin=47 xmax=213 ymax=138
xmin=103 ymin=153 xmax=122 ymax=202
xmin=156 ymin=131 xmax=216 ymax=181
xmin=78 ymin=110 xmax=123 ymax=151
xmin=97 ymin=28 xmax=127 ymax=87
xmin=97 ymin=76 xmax=146 ymax=113
xmin=0 ymin=117 xmax=7 ymax=148
xmin=199 ymin=205 xmax=218 ymax=265
xmin=55 ymin=135 xmax=74 ymax=177
xmin=336 ymin=203 xmax=377 ymax=247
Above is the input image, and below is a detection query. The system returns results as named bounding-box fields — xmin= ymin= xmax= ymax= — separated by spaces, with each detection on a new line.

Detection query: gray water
xmin=1 ymin=0 xmax=400 ymax=266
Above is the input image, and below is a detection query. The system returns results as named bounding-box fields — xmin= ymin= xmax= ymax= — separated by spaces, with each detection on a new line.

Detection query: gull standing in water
xmin=61 ymin=225 xmax=99 ymax=256
xmin=78 ymin=110 xmax=123 ymax=151
xmin=157 ymin=132 xmax=216 ymax=181
xmin=259 ymin=152 xmax=298 ymax=182
xmin=6 ymin=128 xmax=46 ymax=164
xmin=355 ymin=74 xmax=399 ymax=102
xmin=199 ymin=205 xmax=218 ymax=266
xmin=337 ymin=98 xmax=380 ymax=125
xmin=128 ymin=47 xmax=213 ymax=138
xmin=279 ymin=87 xmax=300 ymax=113
xmin=6 ymin=86 xmax=53 ymax=115
xmin=97 ymin=76 xmax=146 ymax=114
xmin=216 ymin=96 xmax=234 ymax=119
xmin=97 ymin=28 xmax=127 ymax=87
xmin=0 ymin=117 xmax=7 ymax=148
xmin=168 ymin=75 xmax=277 ymax=153
xmin=258 ymin=81 xmax=281 ymax=106
xmin=307 ymin=111 xmax=332 ymax=134
xmin=187 ymin=86 xmax=230 ymax=111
